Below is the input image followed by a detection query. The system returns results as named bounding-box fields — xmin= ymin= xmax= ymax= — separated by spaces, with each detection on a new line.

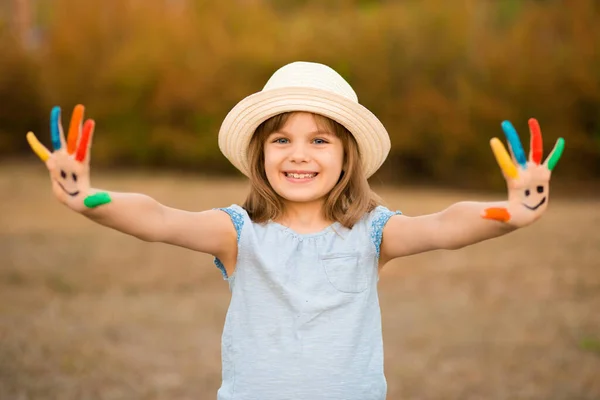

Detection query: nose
xmin=288 ymin=142 xmax=310 ymax=163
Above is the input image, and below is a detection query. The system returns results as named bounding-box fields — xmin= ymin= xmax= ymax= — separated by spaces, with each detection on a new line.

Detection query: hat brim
xmin=218 ymin=87 xmax=390 ymax=178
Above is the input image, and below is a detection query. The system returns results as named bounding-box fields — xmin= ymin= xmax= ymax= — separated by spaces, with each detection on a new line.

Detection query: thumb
xmin=481 ymin=207 xmax=511 ymax=222
xmin=26 ymin=132 xmax=51 ymax=162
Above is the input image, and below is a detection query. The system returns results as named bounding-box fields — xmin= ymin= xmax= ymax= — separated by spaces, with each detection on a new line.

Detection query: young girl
xmin=26 ymin=62 xmax=564 ymax=399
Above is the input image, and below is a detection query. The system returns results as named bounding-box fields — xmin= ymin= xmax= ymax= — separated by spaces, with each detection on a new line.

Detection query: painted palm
xmin=483 ymin=119 xmax=565 ymax=226
xmin=26 ymin=105 xmax=111 ymax=211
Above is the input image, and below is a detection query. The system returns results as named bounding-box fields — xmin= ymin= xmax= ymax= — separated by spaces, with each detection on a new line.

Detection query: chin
xmin=270 ymin=185 xmax=326 ymax=204
xmin=282 ymin=195 xmax=325 ymax=204
xmin=267 ymin=174 xmax=338 ymax=204
xmin=272 ymin=188 xmax=322 ymax=203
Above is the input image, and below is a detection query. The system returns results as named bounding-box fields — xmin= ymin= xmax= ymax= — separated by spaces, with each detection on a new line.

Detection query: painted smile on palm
xmin=522 ymin=185 xmax=546 ymax=211
xmin=56 ymin=169 xmax=80 ymax=196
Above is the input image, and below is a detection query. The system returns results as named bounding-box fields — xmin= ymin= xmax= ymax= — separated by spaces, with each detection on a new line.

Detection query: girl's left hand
xmin=482 ymin=119 xmax=565 ymax=228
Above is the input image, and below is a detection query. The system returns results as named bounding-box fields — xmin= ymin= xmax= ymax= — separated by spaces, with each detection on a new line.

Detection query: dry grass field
xmin=1 ymin=162 xmax=599 ymax=400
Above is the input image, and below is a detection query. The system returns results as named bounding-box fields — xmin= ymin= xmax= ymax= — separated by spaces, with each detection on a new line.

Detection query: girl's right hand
xmin=26 ymin=105 xmax=111 ymax=213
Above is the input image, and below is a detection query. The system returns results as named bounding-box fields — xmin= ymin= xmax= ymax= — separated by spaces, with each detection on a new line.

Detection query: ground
xmin=1 ymin=162 xmax=599 ymax=399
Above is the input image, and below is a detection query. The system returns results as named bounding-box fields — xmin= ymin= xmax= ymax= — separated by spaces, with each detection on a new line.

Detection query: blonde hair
xmin=242 ymin=112 xmax=381 ymax=228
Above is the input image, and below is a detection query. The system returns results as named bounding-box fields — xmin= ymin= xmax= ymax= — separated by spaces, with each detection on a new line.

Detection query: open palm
xmin=27 ymin=105 xmax=110 ymax=212
xmin=483 ymin=118 xmax=565 ymax=227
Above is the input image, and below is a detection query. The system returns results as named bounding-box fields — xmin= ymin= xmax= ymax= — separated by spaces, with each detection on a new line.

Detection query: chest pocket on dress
xmin=320 ymin=252 xmax=368 ymax=293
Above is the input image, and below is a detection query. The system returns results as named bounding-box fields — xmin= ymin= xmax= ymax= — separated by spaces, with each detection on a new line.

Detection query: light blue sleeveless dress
xmin=213 ymin=204 xmax=400 ymax=400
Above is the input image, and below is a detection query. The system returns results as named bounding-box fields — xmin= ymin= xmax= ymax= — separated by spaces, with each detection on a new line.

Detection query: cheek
xmin=263 ymin=155 xmax=273 ymax=167
xmin=262 ymin=150 xmax=279 ymax=180
xmin=322 ymin=146 xmax=344 ymax=168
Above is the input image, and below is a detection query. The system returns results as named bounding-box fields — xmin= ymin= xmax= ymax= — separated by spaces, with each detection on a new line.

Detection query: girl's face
xmin=263 ymin=112 xmax=344 ymax=207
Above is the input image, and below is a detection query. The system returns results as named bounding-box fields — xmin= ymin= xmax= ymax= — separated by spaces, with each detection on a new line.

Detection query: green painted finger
xmin=546 ymin=137 xmax=565 ymax=171
xmin=83 ymin=192 xmax=112 ymax=208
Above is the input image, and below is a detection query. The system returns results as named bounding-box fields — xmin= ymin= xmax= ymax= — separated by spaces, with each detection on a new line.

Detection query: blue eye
xmin=313 ymin=138 xmax=328 ymax=144
xmin=273 ymin=138 xmax=289 ymax=144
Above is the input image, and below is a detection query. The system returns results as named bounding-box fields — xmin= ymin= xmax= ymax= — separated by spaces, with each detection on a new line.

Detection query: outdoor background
xmin=1 ymin=0 xmax=599 ymax=399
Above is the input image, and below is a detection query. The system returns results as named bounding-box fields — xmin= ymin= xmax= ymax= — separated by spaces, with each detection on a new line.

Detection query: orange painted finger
xmin=67 ymin=104 xmax=84 ymax=154
xmin=26 ymin=132 xmax=51 ymax=162
xmin=482 ymin=207 xmax=511 ymax=222
xmin=528 ymin=118 xmax=543 ymax=164
xmin=490 ymin=138 xmax=518 ymax=179
xmin=75 ymin=119 xmax=95 ymax=162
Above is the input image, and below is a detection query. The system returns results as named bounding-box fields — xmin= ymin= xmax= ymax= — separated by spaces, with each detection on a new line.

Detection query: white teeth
xmin=286 ymin=173 xmax=316 ymax=179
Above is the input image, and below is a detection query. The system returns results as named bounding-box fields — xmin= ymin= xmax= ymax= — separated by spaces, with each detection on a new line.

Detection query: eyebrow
xmin=273 ymin=130 xmax=335 ymax=136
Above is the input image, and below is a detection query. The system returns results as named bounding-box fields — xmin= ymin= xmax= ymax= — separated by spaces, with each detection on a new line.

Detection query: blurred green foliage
xmin=1 ymin=0 xmax=599 ymax=186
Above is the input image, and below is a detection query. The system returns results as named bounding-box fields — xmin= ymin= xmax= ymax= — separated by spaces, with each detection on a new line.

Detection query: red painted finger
xmin=528 ymin=118 xmax=543 ymax=165
xmin=75 ymin=119 xmax=95 ymax=162
xmin=482 ymin=207 xmax=511 ymax=222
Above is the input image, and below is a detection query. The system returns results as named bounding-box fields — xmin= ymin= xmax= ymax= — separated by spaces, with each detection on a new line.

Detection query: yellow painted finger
xmin=26 ymin=132 xmax=51 ymax=162
xmin=490 ymin=138 xmax=518 ymax=179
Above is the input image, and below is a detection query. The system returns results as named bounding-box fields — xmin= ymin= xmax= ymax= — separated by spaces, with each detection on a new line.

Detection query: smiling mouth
xmin=523 ymin=197 xmax=546 ymax=211
xmin=56 ymin=181 xmax=80 ymax=197
xmin=283 ymin=172 xmax=318 ymax=182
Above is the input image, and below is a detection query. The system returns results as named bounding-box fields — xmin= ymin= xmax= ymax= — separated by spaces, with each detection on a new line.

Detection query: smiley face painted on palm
xmin=499 ymin=119 xmax=563 ymax=214
xmin=57 ymin=169 xmax=80 ymax=196
xmin=523 ymin=184 xmax=545 ymax=211
xmin=504 ymin=156 xmax=553 ymax=218
xmin=45 ymin=106 xmax=92 ymax=198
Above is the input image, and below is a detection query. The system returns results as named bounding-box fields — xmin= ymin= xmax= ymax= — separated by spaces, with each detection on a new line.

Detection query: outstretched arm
xmin=27 ymin=105 xmax=237 ymax=258
xmin=380 ymin=118 xmax=565 ymax=264
xmin=80 ymin=191 xmax=235 ymax=252
xmin=380 ymin=200 xmax=514 ymax=263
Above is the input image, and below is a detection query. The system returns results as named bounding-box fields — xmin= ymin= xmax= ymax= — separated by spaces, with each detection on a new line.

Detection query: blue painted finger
xmin=501 ymin=120 xmax=527 ymax=168
xmin=50 ymin=106 xmax=62 ymax=150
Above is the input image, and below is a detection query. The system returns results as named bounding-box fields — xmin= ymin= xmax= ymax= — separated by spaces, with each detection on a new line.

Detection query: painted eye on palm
xmin=482 ymin=118 xmax=565 ymax=226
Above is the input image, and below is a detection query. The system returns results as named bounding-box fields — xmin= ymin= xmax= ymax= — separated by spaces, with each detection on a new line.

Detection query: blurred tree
xmin=1 ymin=0 xmax=598 ymax=186
xmin=0 ymin=24 xmax=44 ymax=156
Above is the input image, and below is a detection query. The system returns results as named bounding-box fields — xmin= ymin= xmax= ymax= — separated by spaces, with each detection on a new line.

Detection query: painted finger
xmin=501 ymin=121 xmax=527 ymax=168
xmin=84 ymin=192 xmax=112 ymax=208
xmin=26 ymin=132 xmax=51 ymax=162
xmin=545 ymin=137 xmax=565 ymax=171
xmin=75 ymin=119 xmax=95 ymax=163
xmin=528 ymin=118 xmax=543 ymax=164
xmin=490 ymin=138 xmax=518 ymax=179
xmin=50 ymin=106 xmax=64 ymax=151
xmin=67 ymin=104 xmax=84 ymax=154
xmin=482 ymin=207 xmax=511 ymax=222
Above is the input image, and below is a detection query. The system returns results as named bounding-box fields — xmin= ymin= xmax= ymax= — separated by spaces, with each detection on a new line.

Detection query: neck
xmin=277 ymin=199 xmax=332 ymax=232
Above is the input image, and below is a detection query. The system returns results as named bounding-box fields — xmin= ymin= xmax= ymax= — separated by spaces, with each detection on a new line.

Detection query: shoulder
xmin=362 ymin=205 xmax=402 ymax=234
xmin=216 ymin=204 xmax=248 ymax=217
xmin=215 ymin=204 xmax=250 ymax=239
xmin=211 ymin=204 xmax=250 ymax=281
xmin=362 ymin=205 xmax=402 ymax=258
xmin=365 ymin=205 xmax=402 ymax=223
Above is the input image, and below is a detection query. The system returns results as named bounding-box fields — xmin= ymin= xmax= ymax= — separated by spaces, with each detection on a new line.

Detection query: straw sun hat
xmin=218 ymin=61 xmax=391 ymax=178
